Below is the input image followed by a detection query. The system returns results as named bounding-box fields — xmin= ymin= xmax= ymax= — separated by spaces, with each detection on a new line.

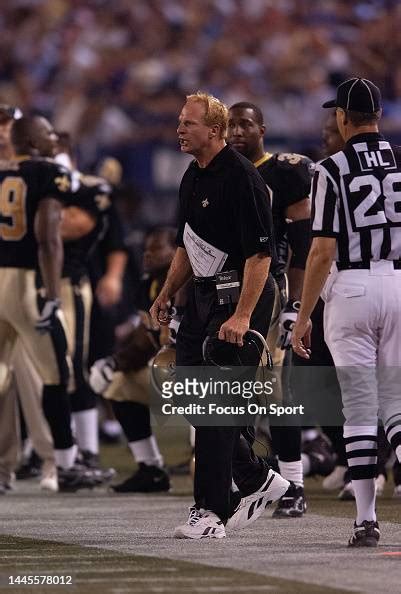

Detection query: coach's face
xmin=177 ymin=101 xmax=213 ymax=157
xmin=227 ymin=107 xmax=264 ymax=160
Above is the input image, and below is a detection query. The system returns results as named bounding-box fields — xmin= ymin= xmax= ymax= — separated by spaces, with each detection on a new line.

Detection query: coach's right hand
xmin=35 ymin=299 xmax=61 ymax=334
xmin=150 ymin=292 xmax=172 ymax=327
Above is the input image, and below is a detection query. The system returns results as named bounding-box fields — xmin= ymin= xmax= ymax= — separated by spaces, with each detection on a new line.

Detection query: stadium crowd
xmin=1 ymin=0 xmax=401 ymax=173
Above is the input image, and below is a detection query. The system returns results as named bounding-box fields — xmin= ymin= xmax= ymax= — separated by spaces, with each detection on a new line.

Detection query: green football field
xmin=1 ymin=426 xmax=400 ymax=594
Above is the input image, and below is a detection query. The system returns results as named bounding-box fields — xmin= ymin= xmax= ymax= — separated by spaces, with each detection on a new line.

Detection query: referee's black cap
xmin=322 ymin=78 xmax=381 ymax=113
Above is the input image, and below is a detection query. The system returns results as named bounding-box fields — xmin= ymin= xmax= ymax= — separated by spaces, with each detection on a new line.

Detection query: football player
xmin=14 ymin=132 xmax=119 ymax=484
xmin=53 ymin=134 xmax=117 ymax=478
xmin=90 ymin=227 xmax=180 ymax=492
xmin=0 ymin=115 xmax=95 ymax=492
xmin=228 ymin=102 xmax=312 ymax=516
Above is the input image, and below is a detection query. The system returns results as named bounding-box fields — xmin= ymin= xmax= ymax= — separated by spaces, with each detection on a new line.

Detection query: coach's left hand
xmin=218 ymin=314 xmax=250 ymax=346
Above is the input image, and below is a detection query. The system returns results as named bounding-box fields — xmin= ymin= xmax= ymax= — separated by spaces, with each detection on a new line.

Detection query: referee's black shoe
xmin=272 ymin=482 xmax=307 ymax=518
xmin=348 ymin=520 xmax=380 ymax=548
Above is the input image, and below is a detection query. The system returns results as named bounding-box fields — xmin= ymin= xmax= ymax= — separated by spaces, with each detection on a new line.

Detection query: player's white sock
xmin=395 ymin=445 xmax=401 ymax=462
xmin=279 ymin=460 xmax=303 ymax=487
xmin=301 ymin=453 xmax=311 ymax=476
xmin=72 ymin=409 xmax=99 ymax=454
xmin=129 ymin=435 xmax=163 ymax=468
xmin=54 ymin=444 xmax=78 ymax=470
xmin=353 ymin=478 xmax=376 ymax=524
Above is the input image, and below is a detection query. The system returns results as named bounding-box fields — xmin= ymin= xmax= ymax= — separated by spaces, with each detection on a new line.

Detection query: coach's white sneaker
xmin=322 ymin=465 xmax=347 ymax=490
xmin=174 ymin=507 xmax=226 ymax=539
xmin=40 ymin=461 xmax=59 ymax=492
xmin=226 ymin=469 xmax=290 ymax=531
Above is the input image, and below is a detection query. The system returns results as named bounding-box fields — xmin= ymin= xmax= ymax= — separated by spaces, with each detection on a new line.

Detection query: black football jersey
xmin=0 ymin=157 xmax=71 ymax=269
xmin=256 ymin=152 xmax=313 ymax=278
xmin=63 ymin=173 xmax=113 ymax=281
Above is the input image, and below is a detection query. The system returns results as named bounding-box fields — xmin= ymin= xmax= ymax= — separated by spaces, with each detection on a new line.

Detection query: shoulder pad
xmin=275 ymin=153 xmax=315 ymax=180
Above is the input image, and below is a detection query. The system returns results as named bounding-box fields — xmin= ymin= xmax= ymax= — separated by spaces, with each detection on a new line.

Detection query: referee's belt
xmin=336 ymin=260 xmax=401 ymax=271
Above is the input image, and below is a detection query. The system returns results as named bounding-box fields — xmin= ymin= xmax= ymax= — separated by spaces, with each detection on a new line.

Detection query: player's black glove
xmin=278 ymin=299 xmax=301 ymax=350
xmin=35 ymin=299 xmax=61 ymax=334
xmin=89 ymin=356 xmax=117 ymax=394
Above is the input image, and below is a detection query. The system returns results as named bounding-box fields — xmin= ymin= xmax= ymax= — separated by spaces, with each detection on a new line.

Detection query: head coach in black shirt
xmin=150 ymin=91 xmax=289 ymax=539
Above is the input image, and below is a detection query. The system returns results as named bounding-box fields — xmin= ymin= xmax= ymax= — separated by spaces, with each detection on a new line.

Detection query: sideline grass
xmin=0 ymin=535 xmax=359 ymax=594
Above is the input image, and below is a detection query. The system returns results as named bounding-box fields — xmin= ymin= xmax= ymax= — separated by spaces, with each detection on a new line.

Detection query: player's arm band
xmin=287 ymin=218 xmax=311 ymax=269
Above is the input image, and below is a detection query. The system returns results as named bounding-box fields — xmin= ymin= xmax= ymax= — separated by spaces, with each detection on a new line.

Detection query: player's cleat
xmin=40 ymin=461 xmax=58 ymax=492
xmin=174 ymin=508 xmax=226 ymax=539
xmin=111 ymin=463 xmax=170 ymax=493
xmin=57 ymin=466 xmax=98 ymax=492
xmin=302 ymin=434 xmax=335 ymax=477
xmin=77 ymin=450 xmax=116 ymax=484
xmin=338 ymin=481 xmax=355 ymax=501
xmin=322 ymin=465 xmax=348 ymax=490
xmin=375 ymin=473 xmax=386 ymax=496
xmin=272 ymin=483 xmax=306 ymax=518
xmin=348 ymin=520 xmax=380 ymax=548
xmin=226 ymin=469 xmax=290 ymax=531
xmin=15 ymin=451 xmax=42 ymax=480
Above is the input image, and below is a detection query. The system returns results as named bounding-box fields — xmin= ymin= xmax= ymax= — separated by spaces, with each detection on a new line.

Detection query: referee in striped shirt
xmin=292 ymin=77 xmax=401 ymax=548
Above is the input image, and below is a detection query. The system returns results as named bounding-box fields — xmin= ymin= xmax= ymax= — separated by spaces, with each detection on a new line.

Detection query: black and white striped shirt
xmin=311 ymin=132 xmax=401 ymax=263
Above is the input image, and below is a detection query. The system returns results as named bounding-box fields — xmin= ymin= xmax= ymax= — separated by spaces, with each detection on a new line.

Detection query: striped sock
xmin=344 ymin=428 xmax=377 ymax=524
xmin=384 ymin=413 xmax=401 ymax=462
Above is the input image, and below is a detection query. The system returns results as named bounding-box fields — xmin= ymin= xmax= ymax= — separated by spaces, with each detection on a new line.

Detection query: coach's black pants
xmin=176 ymin=275 xmax=275 ymax=521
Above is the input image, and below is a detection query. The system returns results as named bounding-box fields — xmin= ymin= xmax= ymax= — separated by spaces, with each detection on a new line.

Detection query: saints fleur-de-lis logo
xmin=54 ymin=174 xmax=71 ymax=192
xmin=201 ymin=197 xmax=209 ymax=208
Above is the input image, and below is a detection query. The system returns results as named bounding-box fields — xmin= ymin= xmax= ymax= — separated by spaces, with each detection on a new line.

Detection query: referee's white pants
xmin=323 ymin=260 xmax=401 ymax=435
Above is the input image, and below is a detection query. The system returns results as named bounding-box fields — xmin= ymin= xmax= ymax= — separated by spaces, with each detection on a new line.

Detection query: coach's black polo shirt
xmin=176 ymin=145 xmax=275 ymax=274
